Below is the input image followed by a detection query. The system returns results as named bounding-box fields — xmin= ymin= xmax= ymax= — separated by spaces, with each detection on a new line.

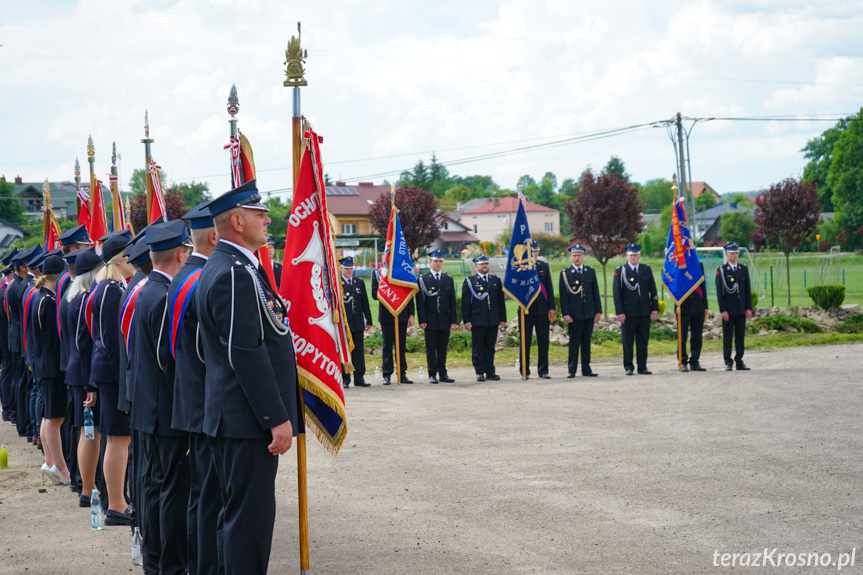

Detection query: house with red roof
xmin=458 ymin=197 xmax=560 ymax=242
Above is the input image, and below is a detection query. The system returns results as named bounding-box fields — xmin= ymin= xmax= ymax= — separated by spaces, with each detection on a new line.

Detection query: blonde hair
xmin=66 ymin=268 xmax=101 ymax=302
xmin=95 ymin=253 xmax=128 ymax=284
xmin=35 ymin=272 xmax=61 ymax=290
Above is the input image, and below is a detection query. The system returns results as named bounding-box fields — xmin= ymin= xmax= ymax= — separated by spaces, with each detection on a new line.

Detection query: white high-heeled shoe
xmin=50 ymin=466 xmax=71 ymax=485
xmin=41 ymin=463 xmax=60 ymax=485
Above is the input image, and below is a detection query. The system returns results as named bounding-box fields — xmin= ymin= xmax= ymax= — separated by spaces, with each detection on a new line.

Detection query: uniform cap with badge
xmin=205 ymin=179 xmax=269 ymax=217
xmin=146 ymin=220 xmax=192 ymax=252
xmin=626 ymin=243 xmax=641 ymax=254
xmin=473 ymin=254 xmax=489 ymax=264
xmin=58 ymin=224 xmax=93 ymax=247
xmin=339 ymin=256 xmax=354 ymax=268
xmin=724 ymin=242 xmax=739 ymax=253
xmin=569 ymin=243 xmax=586 ymax=254
xmin=182 ymin=201 xmax=216 ymax=230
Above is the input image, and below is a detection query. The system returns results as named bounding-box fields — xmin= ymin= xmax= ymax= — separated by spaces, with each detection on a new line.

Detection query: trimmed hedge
xmin=807 ymin=285 xmax=846 ymax=310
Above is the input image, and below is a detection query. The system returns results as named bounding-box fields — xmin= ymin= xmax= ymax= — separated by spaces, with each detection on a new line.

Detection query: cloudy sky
xmin=1 ymin=0 xmax=861 ymax=201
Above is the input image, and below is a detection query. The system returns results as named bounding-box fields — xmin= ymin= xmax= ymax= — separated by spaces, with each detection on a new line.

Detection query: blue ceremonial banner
xmin=661 ymin=198 xmax=704 ymax=304
xmin=503 ymin=195 xmax=541 ymax=310
xmin=377 ymin=205 xmax=418 ymax=316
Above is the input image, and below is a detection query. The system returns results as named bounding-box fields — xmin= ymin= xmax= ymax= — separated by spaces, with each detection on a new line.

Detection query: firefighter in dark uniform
xmin=372 ymin=267 xmax=415 ymax=385
xmin=613 ymin=244 xmax=659 ymax=375
xmin=416 ymin=252 xmax=457 ymax=384
xmin=461 ymin=254 xmax=507 ymax=382
xmin=267 ymin=237 xmax=283 ymax=290
xmin=715 ymin=243 xmax=752 ymax=371
xmin=519 ymin=240 xmax=555 ymax=379
xmin=559 ymin=243 xmax=601 ymax=377
xmin=678 ymin=262 xmax=708 ymax=372
xmin=197 ymin=180 xmax=303 ymax=574
xmin=340 ymin=256 xmax=372 ymax=388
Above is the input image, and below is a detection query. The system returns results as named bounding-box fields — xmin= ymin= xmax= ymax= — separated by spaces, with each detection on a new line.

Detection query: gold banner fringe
xmin=297 ymin=367 xmax=347 ymax=454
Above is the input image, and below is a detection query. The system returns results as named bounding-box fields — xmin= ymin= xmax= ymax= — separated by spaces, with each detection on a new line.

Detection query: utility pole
xmin=675 ymin=113 xmax=694 ymax=223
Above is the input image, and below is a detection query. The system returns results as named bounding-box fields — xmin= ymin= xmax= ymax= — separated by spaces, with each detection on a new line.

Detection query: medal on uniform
xmin=630 ymin=277 xmax=634 ymax=282
xmin=730 ymin=277 xmax=735 ymax=282
xmin=575 ymin=280 xmax=580 ymax=285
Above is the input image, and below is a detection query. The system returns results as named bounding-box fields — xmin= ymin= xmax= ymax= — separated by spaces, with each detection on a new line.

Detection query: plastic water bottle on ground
xmin=418 ymin=366 xmax=426 ymax=383
xmin=132 ymin=527 xmax=143 ymax=565
xmin=374 ymin=366 xmax=381 ymax=383
xmin=0 ymin=444 xmax=7 ymax=469
xmin=90 ymin=490 xmax=103 ymax=531
xmin=83 ymin=407 xmax=95 ymax=441
xmin=514 ymin=358 xmax=520 ymax=373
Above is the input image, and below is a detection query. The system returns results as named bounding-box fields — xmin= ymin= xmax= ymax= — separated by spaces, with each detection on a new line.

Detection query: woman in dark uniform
xmin=89 ymin=232 xmax=134 ymax=525
xmin=65 ymin=249 xmax=103 ymax=506
xmin=33 ymin=256 xmax=72 ymax=484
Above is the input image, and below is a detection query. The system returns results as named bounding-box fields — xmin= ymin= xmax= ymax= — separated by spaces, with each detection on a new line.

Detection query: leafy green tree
xmin=453 ymin=174 xmax=501 ymax=197
xmin=826 ymin=108 xmax=863 ymax=249
xmin=172 ymin=181 xmax=210 ymax=207
xmin=428 ymin=154 xmax=452 ymax=197
xmin=0 ymin=180 xmax=25 ymax=223
xmin=558 ymin=178 xmax=576 ymax=198
xmin=265 ymin=196 xmax=291 ymax=241
xmin=602 ymin=156 xmax=629 ymax=181
xmin=694 ymin=192 xmax=717 ymax=212
xmin=532 ymin=173 xmax=561 ymax=210
xmin=720 ymin=212 xmax=754 ymax=247
xmin=440 ymin=184 xmax=472 ymax=209
xmin=398 ymin=160 xmax=430 ymax=190
xmin=129 ymin=167 xmax=167 ymax=195
xmin=518 ymin=175 xmax=536 ymax=187
xmin=637 ymin=178 xmax=674 ymax=212
xmin=324 ymin=173 xmax=334 ymax=186
xmin=802 ymin=117 xmax=850 ymax=212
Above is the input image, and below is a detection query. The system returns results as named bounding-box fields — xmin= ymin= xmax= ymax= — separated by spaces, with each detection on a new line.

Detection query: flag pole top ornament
xmin=42 ymin=178 xmax=50 ymax=194
xmin=74 ymin=158 xmax=80 ymax=177
xmin=671 ymin=173 xmax=678 ymax=194
xmin=87 ymin=135 xmax=95 ymax=158
xmin=227 ymin=84 xmax=239 ymax=116
xmin=112 ymin=142 xmax=117 ymax=166
xmin=144 ymin=109 xmax=150 ymax=138
xmin=283 ymin=22 xmax=307 ymax=87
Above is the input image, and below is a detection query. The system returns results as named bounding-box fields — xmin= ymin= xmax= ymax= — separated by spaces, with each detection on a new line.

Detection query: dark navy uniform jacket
xmin=129 ymin=271 xmax=183 ymax=437
xmin=34 ymin=287 xmax=62 ymax=380
xmin=22 ymin=283 xmax=39 ymax=367
xmin=169 ymin=254 xmax=208 ymax=434
xmin=371 ymin=270 xmax=415 ymax=324
xmin=341 ymin=275 xmax=372 ymax=333
xmin=559 ymin=265 xmax=602 ymax=320
xmin=196 ymin=241 xmax=302 ymax=439
xmin=416 ymin=271 xmax=457 ymax=328
xmin=6 ymin=275 xmax=25 ymax=354
xmin=273 ymin=261 xmax=283 ymax=290
xmin=65 ymin=291 xmax=96 ymax=392
xmin=57 ymin=275 xmax=73 ymax=371
xmin=679 ymin=263 xmax=708 ymax=315
xmin=461 ymin=273 xmax=507 ymax=326
xmin=0 ymin=278 xmax=10 ymax=353
xmin=118 ymin=270 xmax=146 ymax=412
xmin=89 ymin=279 xmax=124 ymax=385
xmin=526 ymin=259 xmax=556 ymax=316
xmin=715 ymin=262 xmax=752 ymax=315
xmin=612 ymin=263 xmax=659 ymax=317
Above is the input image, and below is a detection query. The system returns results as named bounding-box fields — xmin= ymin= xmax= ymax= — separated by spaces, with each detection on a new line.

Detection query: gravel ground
xmin=2 ymin=344 xmax=862 ymax=574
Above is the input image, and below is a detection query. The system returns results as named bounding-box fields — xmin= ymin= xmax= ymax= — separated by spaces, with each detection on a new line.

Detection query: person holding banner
xmin=716 ymin=243 xmax=752 ymax=371
xmin=613 ymin=244 xmax=659 ymax=375
xmin=559 ymin=244 xmax=601 ymax=377
xmin=372 ymin=270 xmax=415 ymax=385
xmin=416 ymin=252 xmax=457 ymax=384
xmin=519 ymin=240 xmax=555 ymax=379
xmin=462 ymin=255 xmax=507 ymax=382
xmin=678 ymin=262 xmax=708 ymax=372
xmin=340 ymin=257 xmax=373 ymax=388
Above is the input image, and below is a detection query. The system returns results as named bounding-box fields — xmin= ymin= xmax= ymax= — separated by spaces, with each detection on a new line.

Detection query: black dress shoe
xmin=691 ymin=363 xmax=707 ymax=371
xmin=625 ymin=369 xmax=634 ymax=376
xmin=680 ymin=364 xmax=689 ymax=372
xmin=487 ymin=374 xmax=500 ymax=381
xmin=342 ymin=383 xmax=350 ymax=389
xmin=79 ymin=495 xmax=91 ymax=508
xmin=638 ymin=370 xmax=652 ymax=375
xmin=539 ymin=373 xmax=551 ymax=379
xmin=438 ymin=375 xmax=455 ymax=383
xmin=736 ymin=363 xmax=751 ymax=371
xmin=355 ymin=381 xmax=371 ymax=387
xmin=476 ymin=374 xmax=486 ymax=382
xmin=567 ymin=373 xmax=575 ymax=378
xmin=583 ymin=371 xmax=598 ymax=377
xmin=725 ymin=363 xmax=733 ymax=371
xmin=383 ymin=377 xmax=391 ymax=385
xmin=105 ymin=509 xmax=133 ymax=526
xmin=400 ymin=377 xmax=414 ymax=384
xmin=429 ymin=375 xmax=438 ymax=384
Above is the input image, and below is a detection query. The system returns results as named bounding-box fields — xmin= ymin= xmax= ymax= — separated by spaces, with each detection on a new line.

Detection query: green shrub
xmin=807 ymin=285 xmax=846 ymax=310
xmin=505 ymin=335 xmax=520 ymax=348
xmin=404 ymin=337 xmax=425 ymax=353
xmin=836 ymin=313 xmax=863 ymax=334
xmin=650 ymin=325 xmax=677 ymax=341
xmin=591 ymin=330 xmax=620 ymax=344
xmin=751 ymin=291 xmax=761 ymax=307
xmin=448 ymin=331 xmax=473 ymax=351
xmin=365 ymin=333 xmax=383 ymax=348
xmin=755 ymin=313 xmax=822 ymax=333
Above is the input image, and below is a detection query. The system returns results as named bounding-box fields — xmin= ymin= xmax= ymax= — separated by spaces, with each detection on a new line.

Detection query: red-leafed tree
xmin=564 ymin=170 xmax=643 ymax=317
xmin=368 ymin=185 xmax=447 ymax=257
xmin=754 ymin=177 xmax=821 ymax=305
xmin=129 ymin=189 xmax=189 ymax=234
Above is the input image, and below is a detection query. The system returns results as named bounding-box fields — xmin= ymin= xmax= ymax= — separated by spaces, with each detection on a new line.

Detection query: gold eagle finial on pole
xmin=284 ymin=22 xmax=308 ymax=87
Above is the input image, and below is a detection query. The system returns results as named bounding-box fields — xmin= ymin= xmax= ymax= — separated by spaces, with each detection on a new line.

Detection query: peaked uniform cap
xmin=146 ymin=220 xmax=191 ymax=252
xmin=206 ymin=179 xmax=268 ymax=217
xmin=182 ymin=201 xmax=215 ymax=230
xmin=59 ymin=224 xmax=93 ymax=247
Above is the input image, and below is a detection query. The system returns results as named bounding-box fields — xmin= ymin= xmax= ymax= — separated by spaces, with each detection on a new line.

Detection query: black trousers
xmin=518 ymin=314 xmax=549 ymax=376
xmin=567 ymin=319 xmax=595 ymax=375
xmin=0 ymin=347 xmax=14 ymax=419
xmin=722 ymin=314 xmax=747 ymax=364
xmin=470 ymin=325 xmax=498 ymax=376
xmin=142 ymin=433 xmax=191 ymax=575
xmin=14 ymin=357 xmax=30 ymax=437
xmin=621 ymin=315 xmax=651 ymax=371
xmin=423 ymin=328 xmax=451 ymax=377
xmin=210 ymin=436 xmax=278 ymax=575
xmin=190 ymin=431 xmax=223 ymax=575
xmin=679 ymin=312 xmax=705 ymax=365
xmin=344 ymin=330 xmax=367 ymax=385
xmin=381 ymin=321 xmax=408 ymax=378
xmin=65 ymin=386 xmax=82 ymax=494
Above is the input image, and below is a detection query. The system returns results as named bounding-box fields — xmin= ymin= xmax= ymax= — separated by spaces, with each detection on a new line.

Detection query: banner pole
xmin=677 ymin=303 xmax=682 ymax=372
xmin=286 ymin=22 xmax=310 ymax=574
xmin=394 ymin=311 xmax=402 ymax=384
xmin=520 ymin=307 xmax=527 ymax=380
